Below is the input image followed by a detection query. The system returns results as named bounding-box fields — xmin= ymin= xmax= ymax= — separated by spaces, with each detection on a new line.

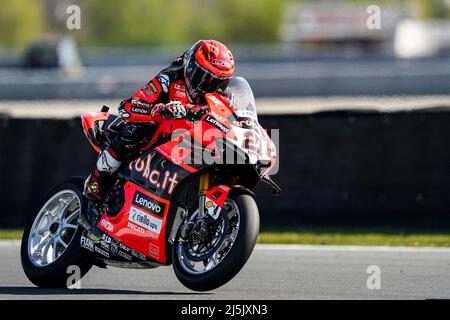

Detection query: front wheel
xmin=21 ymin=178 xmax=93 ymax=288
xmin=173 ymin=192 xmax=259 ymax=291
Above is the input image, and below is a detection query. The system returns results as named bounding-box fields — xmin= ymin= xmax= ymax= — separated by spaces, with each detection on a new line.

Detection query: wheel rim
xmin=28 ymin=190 xmax=81 ymax=267
xmin=176 ymin=198 xmax=241 ymax=275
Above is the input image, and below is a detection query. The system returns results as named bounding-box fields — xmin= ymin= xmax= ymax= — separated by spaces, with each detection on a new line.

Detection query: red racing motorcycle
xmin=21 ymin=77 xmax=280 ymax=291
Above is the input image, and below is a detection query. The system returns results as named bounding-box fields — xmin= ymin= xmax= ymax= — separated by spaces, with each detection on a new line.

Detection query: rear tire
xmin=21 ymin=177 xmax=93 ymax=288
xmin=173 ymin=192 xmax=259 ymax=291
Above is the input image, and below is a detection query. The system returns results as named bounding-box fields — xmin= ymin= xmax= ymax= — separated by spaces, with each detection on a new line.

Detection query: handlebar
xmin=185 ymin=105 xmax=209 ymax=121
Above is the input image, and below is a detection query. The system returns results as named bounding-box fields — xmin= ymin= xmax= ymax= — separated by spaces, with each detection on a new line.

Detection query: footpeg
xmin=77 ymin=209 xmax=103 ymax=242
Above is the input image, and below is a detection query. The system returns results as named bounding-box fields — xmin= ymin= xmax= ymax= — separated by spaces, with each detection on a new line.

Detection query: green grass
xmin=257 ymin=226 xmax=450 ymax=247
xmin=0 ymin=229 xmax=23 ymax=240
xmin=2 ymin=227 xmax=450 ymax=247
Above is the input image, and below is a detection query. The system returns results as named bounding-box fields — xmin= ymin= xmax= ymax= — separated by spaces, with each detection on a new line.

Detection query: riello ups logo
xmin=132 ymin=191 xmax=165 ymax=217
xmin=129 ymin=206 xmax=162 ymax=235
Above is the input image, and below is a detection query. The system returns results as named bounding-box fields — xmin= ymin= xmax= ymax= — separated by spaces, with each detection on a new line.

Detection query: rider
xmin=83 ymin=39 xmax=236 ymax=202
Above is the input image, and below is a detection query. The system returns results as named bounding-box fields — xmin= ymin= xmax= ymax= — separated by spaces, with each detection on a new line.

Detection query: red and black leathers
xmin=84 ymin=52 xmax=233 ymax=201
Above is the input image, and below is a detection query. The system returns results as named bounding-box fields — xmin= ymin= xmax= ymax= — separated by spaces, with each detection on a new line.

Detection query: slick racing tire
xmin=173 ymin=192 xmax=259 ymax=291
xmin=21 ymin=177 xmax=93 ymax=288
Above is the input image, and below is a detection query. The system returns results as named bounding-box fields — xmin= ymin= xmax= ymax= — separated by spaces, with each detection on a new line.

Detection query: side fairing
xmin=97 ymin=148 xmax=197 ymax=264
xmin=125 ymin=149 xmax=193 ymax=200
xmin=97 ymin=182 xmax=171 ymax=263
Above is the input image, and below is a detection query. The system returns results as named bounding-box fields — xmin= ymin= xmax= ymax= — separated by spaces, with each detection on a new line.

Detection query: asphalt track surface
xmin=1 ymin=242 xmax=450 ymax=300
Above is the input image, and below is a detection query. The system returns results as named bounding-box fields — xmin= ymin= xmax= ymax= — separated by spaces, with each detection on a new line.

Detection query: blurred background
xmin=2 ymin=0 xmax=450 ymax=232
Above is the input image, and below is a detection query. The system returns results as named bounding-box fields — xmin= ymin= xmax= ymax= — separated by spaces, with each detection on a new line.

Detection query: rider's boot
xmin=78 ymin=148 xmax=122 ymax=239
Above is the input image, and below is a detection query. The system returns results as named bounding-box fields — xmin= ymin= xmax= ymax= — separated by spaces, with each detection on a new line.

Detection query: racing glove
xmin=159 ymin=101 xmax=187 ymax=119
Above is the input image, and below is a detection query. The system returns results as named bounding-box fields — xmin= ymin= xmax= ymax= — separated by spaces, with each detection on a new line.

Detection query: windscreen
xmin=227 ymin=77 xmax=257 ymax=119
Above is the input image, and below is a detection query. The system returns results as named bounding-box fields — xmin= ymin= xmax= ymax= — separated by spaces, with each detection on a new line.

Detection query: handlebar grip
xmin=186 ymin=106 xmax=209 ymax=121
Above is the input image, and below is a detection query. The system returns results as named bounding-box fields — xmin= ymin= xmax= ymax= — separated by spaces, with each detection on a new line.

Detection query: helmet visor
xmin=185 ymin=58 xmax=231 ymax=96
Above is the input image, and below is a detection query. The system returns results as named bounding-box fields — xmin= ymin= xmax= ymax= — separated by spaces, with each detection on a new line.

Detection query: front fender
xmin=203 ymin=184 xmax=255 ymax=220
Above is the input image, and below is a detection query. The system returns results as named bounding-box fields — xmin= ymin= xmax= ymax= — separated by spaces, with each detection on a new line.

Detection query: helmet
xmin=184 ymin=40 xmax=235 ymax=103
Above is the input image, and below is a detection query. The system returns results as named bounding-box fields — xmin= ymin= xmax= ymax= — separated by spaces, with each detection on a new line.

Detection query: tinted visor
xmin=185 ymin=58 xmax=231 ymax=96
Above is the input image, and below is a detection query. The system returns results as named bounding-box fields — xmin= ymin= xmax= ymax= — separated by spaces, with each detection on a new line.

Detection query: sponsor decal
xmin=235 ymin=109 xmax=257 ymax=119
xmin=131 ymin=106 xmax=150 ymax=115
xmin=205 ymin=196 xmax=221 ymax=220
xmin=128 ymin=153 xmax=179 ymax=195
xmin=119 ymin=108 xmax=130 ymax=119
xmin=80 ymin=236 xmax=94 ymax=252
xmin=128 ymin=206 xmax=162 ymax=235
xmin=87 ymin=182 xmax=99 ymax=193
xmin=100 ymin=234 xmax=111 ymax=250
xmin=219 ymin=185 xmax=231 ymax=192
xmin=110 ymin=239 xmax=119 ymax=256
xmin=149 ymin=82 xmax=159 ymax=93
xmin=174 ymin=83 xmax=185 ymax=90
xmin=205 ymin=115 xmax=229 ymax=134
xmin=132 ymin=190 xmax=165 ymax=217
xmin=173 ymin=83 xmax=187 ymax=99
xmin=208 ymin=95 xmax=224 ymax=106
xmin=210 ymin=190 xmax=222 ymax=200
xmin=95 ymin=246 xmax=110 ymax=259
xmin=232 ymin=117 xmax=258 ymax=129
xmin=127 ymin=221 xmax=146 ymax=235
xmin=156 ymin=74 xmax=169 ymax=93
xmin=148 ymin=243 xmax=160 ymax=260
xmin=127 ymin=221 xmax=159 ymax=239
xmin=118 ymin=250 xmax=132 ymax=261
xmin=175 ymin=90 xmax=187 ymax=99
xmin=100 ymin=219 xmax=113 ymax=232
xmin=100 ymin=240 xmax=110 ymax=251
xmin=143 ymin=86 xmax=154 ymax=96
xmin=131 ymin=249 xmax=146 ymax=261
xmin=119 ymin=243 xmax=131 ymax=253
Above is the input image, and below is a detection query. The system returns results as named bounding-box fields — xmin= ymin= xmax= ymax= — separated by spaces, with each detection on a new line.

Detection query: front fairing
xmin=221 ymin=77 xmax=277 ymax=176
xmin=125 ymin=77 xmax=278 ymax=189
xmin=224 ymin=111 xmax=277 ymax=176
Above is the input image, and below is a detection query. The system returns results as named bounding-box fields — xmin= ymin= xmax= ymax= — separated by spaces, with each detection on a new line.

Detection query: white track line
xmin=0 ymin=240 xmax=21 ymax=247
xmin=1 ymin=240 xmax=450 ymax=253
xmin=255 ymin=244 xmax=450 ymax=253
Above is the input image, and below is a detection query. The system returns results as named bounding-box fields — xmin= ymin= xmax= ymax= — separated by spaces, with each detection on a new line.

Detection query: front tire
xmin=173 ymin=192 xmax=259 ymax=291
xmin=21 ymin=178 xmax=93 ymax=288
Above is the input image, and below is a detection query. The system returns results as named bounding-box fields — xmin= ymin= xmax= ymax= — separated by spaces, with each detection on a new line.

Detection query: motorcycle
xmin=20 ymin=77 xmax=280 ymax=291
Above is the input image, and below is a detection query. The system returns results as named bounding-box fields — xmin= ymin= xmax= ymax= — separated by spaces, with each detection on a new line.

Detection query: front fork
xmin=174 ymin=172 xmax=233 ymax=243
xmin=198 ymin=172 xmax=210 ymax=218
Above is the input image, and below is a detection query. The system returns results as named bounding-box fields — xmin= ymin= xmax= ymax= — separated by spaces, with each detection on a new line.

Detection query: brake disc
xmin=180 ymin=212 xmax=229 ymax=262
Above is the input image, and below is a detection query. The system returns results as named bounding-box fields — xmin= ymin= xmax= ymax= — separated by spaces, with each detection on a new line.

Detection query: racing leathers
xmin=84 ymin=52 xmax=232 ymax=201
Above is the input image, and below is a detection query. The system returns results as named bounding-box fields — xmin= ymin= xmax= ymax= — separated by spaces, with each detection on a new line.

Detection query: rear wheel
xmin=21 ymin=178 xmax=93 ymax=288
xmin=173 ymin=192 xmax=259 ymax=291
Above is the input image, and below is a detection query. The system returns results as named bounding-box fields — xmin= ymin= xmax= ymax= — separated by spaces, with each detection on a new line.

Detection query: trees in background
xmin=1 ymin=0 xmax=449 ymax=48
xmin=0 ymin=0 xmax=284 ymax=48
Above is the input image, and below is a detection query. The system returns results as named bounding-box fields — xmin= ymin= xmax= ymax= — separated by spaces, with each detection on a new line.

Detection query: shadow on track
xmin=0 ymin=286 xmax=209 ymax=296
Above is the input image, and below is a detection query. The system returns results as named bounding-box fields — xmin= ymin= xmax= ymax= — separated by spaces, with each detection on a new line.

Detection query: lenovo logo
xmin=132 ymin=191 xmax=165 ymax=217
xmin=205 ymin=115 xmax=229 ymax=134
xmin=131 ymin=106 xmax=150 ymax=115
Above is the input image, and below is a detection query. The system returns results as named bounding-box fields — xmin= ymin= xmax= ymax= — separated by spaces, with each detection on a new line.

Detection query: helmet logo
xmin=211 ymin=59 xmax=231 ymax=68
xmin=205 ymin=43 xmax=219 ymax=58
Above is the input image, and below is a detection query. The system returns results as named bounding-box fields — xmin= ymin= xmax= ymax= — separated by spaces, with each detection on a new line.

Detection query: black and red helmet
xmin=184 ymin=40 xmax=235 ymax=103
